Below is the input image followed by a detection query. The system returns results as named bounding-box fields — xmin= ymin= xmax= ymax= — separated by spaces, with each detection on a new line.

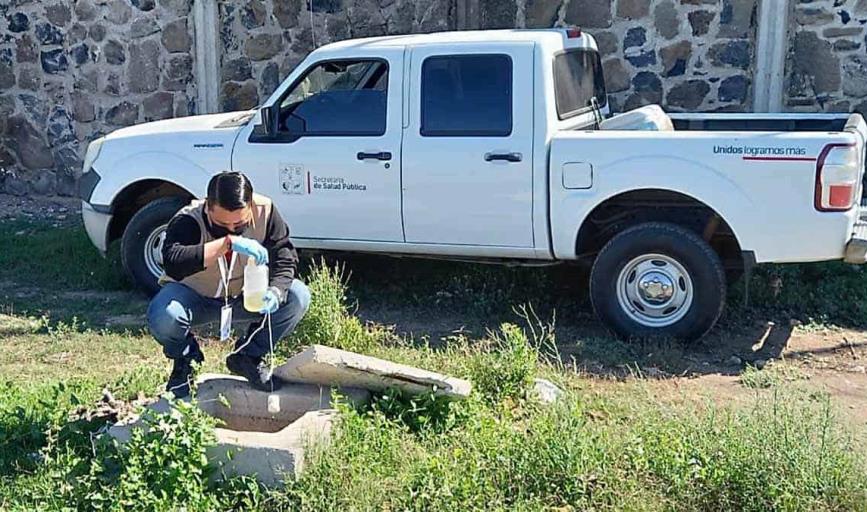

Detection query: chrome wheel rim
xmin=615 ymin=253 xmax=693 ymax=328
xmin=144 ymin=225 xmax=167 ymax=279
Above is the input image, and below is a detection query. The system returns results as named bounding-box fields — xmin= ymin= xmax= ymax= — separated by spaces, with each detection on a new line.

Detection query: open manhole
xmin=109 ymin=345 xmax=473 ymax=485
xmin=109 ymin=374 xmax=369 ymax=485
xmin=196 ymin=375 xmax=368 ymax=433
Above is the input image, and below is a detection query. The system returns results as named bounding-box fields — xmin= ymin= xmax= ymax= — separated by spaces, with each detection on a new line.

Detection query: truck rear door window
xmin=421 ymin=54 xmax=512 ymax=137
xmin=278 ymin=59 xmax=388 ymax=136
xmin=554 ymin=49 xmax=606 ymax=119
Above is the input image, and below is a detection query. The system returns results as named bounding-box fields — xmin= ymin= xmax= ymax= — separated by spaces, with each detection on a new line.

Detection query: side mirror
xmin=260 ymin=105 xmax=277 ymax=136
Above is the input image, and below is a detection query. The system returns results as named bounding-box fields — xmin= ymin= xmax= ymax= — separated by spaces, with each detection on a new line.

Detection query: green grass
xmin=1 ymin=371 xmax=863 ymax=511
xmin=0 ymin=317 xmax=161 ymax=383
xmin=740 ymin=362 xmax=811 ymax=390
xmin=0 ymin=214 xmax=858 ymax=357
xmin=730 ymin=263 xmax=867 ymax=327
xmin=282 ymin=391 xmax=866 ymax=512
xmin=0 ymin=220 xmax=129 ymax=292
xmin=0 ymin=220 xmax=143 ymax=328
xmin=6 ymin=219 xmax=867 ymax=329
xmin=2 ymin=218 xmax=867 ymax=510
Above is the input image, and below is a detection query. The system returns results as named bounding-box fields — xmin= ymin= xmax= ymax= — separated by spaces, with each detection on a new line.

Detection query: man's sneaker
xmin=226 ymin=353 xmax=282 ymax=392
xmin=165 ymin=344 xmax=204 ymax=399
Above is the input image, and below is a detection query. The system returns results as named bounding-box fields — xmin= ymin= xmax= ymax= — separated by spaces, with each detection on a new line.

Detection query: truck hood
xmin=104 ymin=110 xmax=255 ymax=141
xmin=90 ymin=111 xmax=258 ymax=198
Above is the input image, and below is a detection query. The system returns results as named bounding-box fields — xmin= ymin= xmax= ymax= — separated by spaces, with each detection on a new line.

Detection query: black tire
xmin=589 ymin=222 xmax=726 ymax=342
xmin=121 ymin=197 xmax=187 ymax=296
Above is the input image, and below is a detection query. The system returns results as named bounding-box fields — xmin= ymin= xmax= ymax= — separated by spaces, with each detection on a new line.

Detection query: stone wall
xmin=216 ymin=0 xmax=454 ymax=112
xmin=470 ymin=0 xmax=757 ymax=113
xmin=1 ymin=0 xmax=866 ymax=197
xmin=0 ymin=0 xmax=197 ymax=196
xmin=785 ymin=0 xmax=867 ymax=113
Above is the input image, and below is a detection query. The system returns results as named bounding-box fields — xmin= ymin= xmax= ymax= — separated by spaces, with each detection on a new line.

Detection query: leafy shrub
xmin=80 ymin=399 xmax=220 ymax=511
xmin=466 ymin=323 xmax=539 ymax=405
xmin=72 ymin=398 xmax=267 ymax=512
xmin=121 ymin=402 xmax=215 ymax=506
xmin=283 ymin=260 xmax=385 ymax=356
xmin=0 ymin=381 xmax=100 ymax=475
xmin=367 ymin=388 xmax=465 ymax=434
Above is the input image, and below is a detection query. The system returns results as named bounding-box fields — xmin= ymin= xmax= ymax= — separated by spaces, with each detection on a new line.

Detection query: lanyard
xmin=216 ymin=251 xmax=236 ymax=304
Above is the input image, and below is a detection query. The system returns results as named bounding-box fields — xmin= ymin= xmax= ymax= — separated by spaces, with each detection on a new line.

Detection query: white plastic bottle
xmin=243 ymin=257 xmax=269 ymax=312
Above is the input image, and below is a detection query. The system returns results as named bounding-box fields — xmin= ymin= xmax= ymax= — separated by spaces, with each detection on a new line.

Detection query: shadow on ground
xmin=315 ymin=252 xmax=818 ymax=380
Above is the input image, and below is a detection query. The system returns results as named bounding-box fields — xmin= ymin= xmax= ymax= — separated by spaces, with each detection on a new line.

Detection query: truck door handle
xmin=357 ymin=151 xmax=392 ymax=161
xmin=485 ymin=152 xmax=522 ymax=163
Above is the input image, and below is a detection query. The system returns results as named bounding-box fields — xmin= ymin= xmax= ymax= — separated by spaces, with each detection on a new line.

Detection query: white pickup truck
xmin=80 ymin=28 xmax=867 ymax=341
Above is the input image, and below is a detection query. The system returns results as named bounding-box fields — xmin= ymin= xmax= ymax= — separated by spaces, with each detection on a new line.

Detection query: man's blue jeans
xmin=147 ymin=280 xmax=311 ymax=360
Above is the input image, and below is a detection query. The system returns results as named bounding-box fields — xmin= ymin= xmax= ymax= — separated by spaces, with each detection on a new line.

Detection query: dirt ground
xmin=640 ymin=326 xmax=867 ymax=427
xmin=361 ymin=302 xmax=867 ymax=427
xmin=0 ymin=193 xmax=80 ymax=223
xmin=5 ymin=193 xmax=866 ymax=429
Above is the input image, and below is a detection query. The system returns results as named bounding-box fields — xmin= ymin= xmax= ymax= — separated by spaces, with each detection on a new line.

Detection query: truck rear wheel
xmin=121 ymin=197 xmax=187 ymax=296
xmin=589 ymin=222 xmax=725 ymax=342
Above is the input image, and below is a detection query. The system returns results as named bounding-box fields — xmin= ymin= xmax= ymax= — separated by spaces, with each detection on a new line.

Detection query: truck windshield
xmin=553 ymin=49 xmax=606 ymax=120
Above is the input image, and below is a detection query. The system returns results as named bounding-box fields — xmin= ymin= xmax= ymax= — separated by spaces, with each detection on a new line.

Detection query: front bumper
xmin=81 ymin=201 xmax=113 ymax=255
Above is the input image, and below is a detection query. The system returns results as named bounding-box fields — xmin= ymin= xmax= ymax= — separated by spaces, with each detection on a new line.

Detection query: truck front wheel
xmin=121 ymin=197 xmax=187 ymax=296
xmin=589 ymin=222 xmax=726 ymax=342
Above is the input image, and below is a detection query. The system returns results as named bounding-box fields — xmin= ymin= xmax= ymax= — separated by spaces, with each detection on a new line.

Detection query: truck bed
xmin=549 ymin=112 xmax=867 ymax=265
xmin=669 ymin=113 xmax=851 ymax=132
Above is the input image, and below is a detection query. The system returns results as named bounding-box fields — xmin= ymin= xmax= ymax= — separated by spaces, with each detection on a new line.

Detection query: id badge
xmin=219 ymin=304 xmax=233 ymax=342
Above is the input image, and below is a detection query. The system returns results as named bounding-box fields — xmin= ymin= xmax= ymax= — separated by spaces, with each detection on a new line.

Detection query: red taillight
xmin=815 ymin=143 xmax=860 ymax=212
xmin=829 ymin=184 xmax=855 ymax=208
xmin=565 ymin=27 xmax=582 ymax=38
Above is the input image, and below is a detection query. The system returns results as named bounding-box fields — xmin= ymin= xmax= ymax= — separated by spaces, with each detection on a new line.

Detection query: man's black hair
xmin=206 ymin=171 xmax=253 ymax=211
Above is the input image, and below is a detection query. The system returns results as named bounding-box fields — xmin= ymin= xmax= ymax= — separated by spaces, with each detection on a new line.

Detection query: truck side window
xmin=420 ymin=54 xmax=512 ymax=137
xmin=553 ymin=49 xmax=606 ymax=120
xmin=278 ymin=59 xmax=388 ymax=136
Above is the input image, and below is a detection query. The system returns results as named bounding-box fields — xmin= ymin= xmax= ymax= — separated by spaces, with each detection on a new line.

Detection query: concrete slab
xmin=210 ymin=409 xmax=337 ymax=485
xmin=273 ymin=345 xmax=472 ymax=399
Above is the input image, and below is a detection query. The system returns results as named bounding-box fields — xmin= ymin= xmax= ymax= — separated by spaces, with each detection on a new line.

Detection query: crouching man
xmin=147 ymin=171 xmax=310 ymax=398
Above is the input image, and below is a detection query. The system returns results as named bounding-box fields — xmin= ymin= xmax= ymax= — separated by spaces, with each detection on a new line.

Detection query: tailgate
xmin=844 ymin=113 xmax=867 ymax=192
xmin=843 ymin=113 xmax=867 ymax=263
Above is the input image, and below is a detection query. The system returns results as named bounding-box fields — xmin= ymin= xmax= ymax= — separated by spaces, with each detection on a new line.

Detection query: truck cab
xmin=231 ymin=29 xmax=601 ymax=258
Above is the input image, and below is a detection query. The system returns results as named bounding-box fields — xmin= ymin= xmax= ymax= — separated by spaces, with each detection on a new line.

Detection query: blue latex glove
xmin=231 ymin=237 xmax=268 ymax=265
xmin=260 ymin=287 xmax=281 ymax=314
